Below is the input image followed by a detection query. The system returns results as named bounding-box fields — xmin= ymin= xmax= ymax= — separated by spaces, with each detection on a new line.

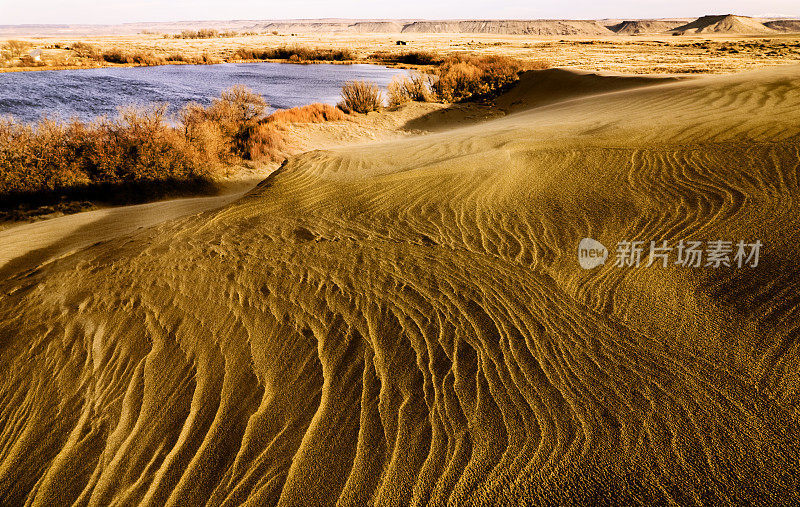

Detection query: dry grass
xmin=233 ymin=46 xmax=356 ymax=62
xmin=0 ymin=88 xmax=363 ymax=209
xmin=0 ymin=87 xmax=262 ymax=208
xmin=101 ymin=49 xmax=166 ymax=65
xmin=246 ymin=104 xmax=349 ymax=162
xmin=432 ymin=54 xmax=538 ymax=102
xmin=338 ymin=81 xmax=384 ymax=113
xmin=388 ymin=71 xmax=437 ymax=106
xmin=6 ymin=31 xmax=799 ymax=74
xmin=267 ymin=103 xmax=347 ymax=124
xmin=370 ymin=50 xmax=442 ymax=65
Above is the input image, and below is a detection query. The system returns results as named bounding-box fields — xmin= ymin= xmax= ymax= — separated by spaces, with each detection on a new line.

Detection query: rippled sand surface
xmin=1 ymin=66 xmax=800 ymax=505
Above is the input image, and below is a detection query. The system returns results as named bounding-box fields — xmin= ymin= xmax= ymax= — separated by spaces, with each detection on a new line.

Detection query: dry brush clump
xmin=70 ymin=42 xmax=101 ymax=60
xmin=267 ymin=103 xmax=347 ymax=124
xmin=388 ymin=71 xmax=437 ymax=106
xmin=2 ymin=40 xmax=33 ymax=58
xmin=171 ymin=29 xmax=242 ymax=39
xmin=174 ymin=29 xmax=221 ymax=39
xmin=233 ymin=46 xmax=356 ymax=62
xmin=385 ymin=55 xmax=550 ymax=106
xmin=249 ymin=104 xmax=349 ymax=162
xmin=370 ymin=50 xmax=442 ymax=66
xmin=338 ymin=81 xmax=384 ymax=113
xmin=1 ymin=87 xmax=255 ymax=208
xmin=101 ymin=49 xmax=166 ymax=66
xmin=0 ymin=87 xmax=360 ymax=209
xmin=432 ymin=54 xmax=544 ymax=102
xmin=0 ymin=107 xmax=214 ymax=208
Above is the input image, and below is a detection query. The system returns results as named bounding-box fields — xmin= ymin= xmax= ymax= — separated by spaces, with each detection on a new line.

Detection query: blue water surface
xmin=0 ymin=62 xmax=407 ymax=123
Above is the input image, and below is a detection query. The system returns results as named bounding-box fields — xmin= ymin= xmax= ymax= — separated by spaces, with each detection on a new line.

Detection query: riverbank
xmin=4 ymin=32 xmax=800 ymax=74
xmin=1 ymin=53 xmax=540 ymax=220
xmin=0 ymin=95 xmax=481 ymax=228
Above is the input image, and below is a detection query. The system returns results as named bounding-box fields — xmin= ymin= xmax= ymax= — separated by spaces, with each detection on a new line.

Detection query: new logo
xmin=578 ymin=238 xmax=608 ymax=269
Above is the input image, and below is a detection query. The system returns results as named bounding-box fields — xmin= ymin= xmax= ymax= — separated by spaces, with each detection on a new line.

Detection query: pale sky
xmin=1 ymin=0 xmax=798 ymax=25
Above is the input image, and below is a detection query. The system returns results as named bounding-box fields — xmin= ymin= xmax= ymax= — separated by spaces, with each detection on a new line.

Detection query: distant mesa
xmin=400 ymin=20 xmax=615 ymax=35
xmin=608 ymin=20 xmax=687 ymax=35
xmin=671 ymin=14 xmax=777 ymax=34
xmin=351 ymin=21 xmax=405 ymax=33
xmin=764 ymin=19 xmax=800 ymax=32
xmin=2 ymin=16 xmax=800 ymax=37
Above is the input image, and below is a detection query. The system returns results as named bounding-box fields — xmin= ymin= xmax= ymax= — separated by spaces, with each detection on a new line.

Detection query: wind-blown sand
xmin=1 ymin=65 xmax=800 ymax=505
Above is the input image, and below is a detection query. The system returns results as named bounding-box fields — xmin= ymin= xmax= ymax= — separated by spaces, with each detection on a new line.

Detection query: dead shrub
xmin=2 ymin=40 xmax=33 ymax=58
xmin=101 ymin=49 xmax=165 ymax=65
xmin=0 ymin=106 xmax=215 ymax=207
xmin=432 ymin=54 xmax=538 ymax=102
xmin=338 ymin=81 xmax=383 ymax=114
xmin=71 ymin=42 xmax=101 ymax=60
xmin=244 ymin=124 xmax=285 ymax=162
xmin=388 ymin=71 xmax=437 ymax=106
xmin=180 ymin=85 xmax=268 ymax=160
xmin=371 ymin=50 xmax=441 ymax=65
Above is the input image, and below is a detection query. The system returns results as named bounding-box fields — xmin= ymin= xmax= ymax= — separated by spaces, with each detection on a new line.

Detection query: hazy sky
xmin=2 ymin=0 xmax=799 ymax=25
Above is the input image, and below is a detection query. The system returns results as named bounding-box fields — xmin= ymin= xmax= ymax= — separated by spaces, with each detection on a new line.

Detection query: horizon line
xmin=3 ymin=13 xmax=800 ymax=28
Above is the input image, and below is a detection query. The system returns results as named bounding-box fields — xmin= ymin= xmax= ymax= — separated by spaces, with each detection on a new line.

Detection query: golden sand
xmin=1 ymin=66 xmax=799 ymax=504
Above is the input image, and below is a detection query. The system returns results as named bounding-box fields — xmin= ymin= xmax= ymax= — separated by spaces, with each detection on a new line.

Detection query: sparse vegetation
xmin=101 ymin=49 xmax=166 ymax=65
xmin=338 ymin=81 xmax=384 ymax=113
xmin=0 ymin=107 xmax=214 ymax=209
xmin=384 ymin=56 xmax=549 ymax=106
xmin=0 ymin=87 xmax=357 ymax=210
xmin=233 ymin=47 xmax=356 ymax=62
xmin=371 ymin=51 xmax=442 ymax=65
xmin=432 ymin=55 xmax=547 ymax=102
xmin=267 ymin=103 xmax=347 ymax=124
xmin=2 ymin=40 xmax=33 ymax=58
xmin=388 ymin=71 xmax=437 ymax=106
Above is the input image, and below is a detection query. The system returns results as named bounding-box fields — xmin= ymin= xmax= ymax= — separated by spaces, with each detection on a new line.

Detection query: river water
xmin=0 ymin=62 xmax=407 ymax=123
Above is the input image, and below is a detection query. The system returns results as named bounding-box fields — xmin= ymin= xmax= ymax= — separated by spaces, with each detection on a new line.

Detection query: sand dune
xmin=2 ymin=66 xmax=800 ymax=505
xmin=0 ymin=191 xmax=250 ymax=279
xmin=494 ymin=67 xmax=680 ymax=113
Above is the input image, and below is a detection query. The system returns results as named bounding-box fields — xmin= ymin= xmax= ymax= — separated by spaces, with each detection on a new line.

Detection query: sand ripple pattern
xmin=1 ymin=66 xmax=800 ymax=505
